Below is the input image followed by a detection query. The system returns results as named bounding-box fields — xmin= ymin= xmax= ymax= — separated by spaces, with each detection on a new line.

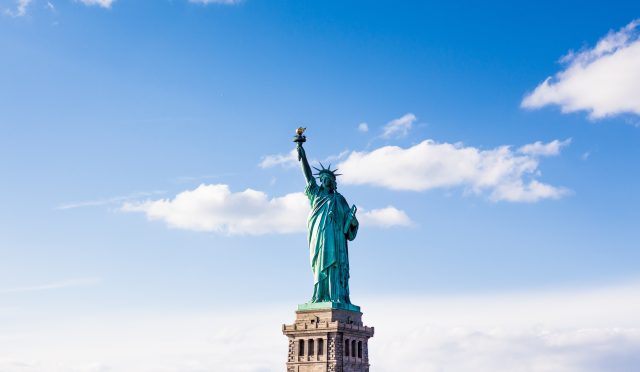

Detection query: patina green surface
xmin=295 ymin=130 xmax=359 ymax=310
xmin=297 ymin=301 xmax=361 ymax=312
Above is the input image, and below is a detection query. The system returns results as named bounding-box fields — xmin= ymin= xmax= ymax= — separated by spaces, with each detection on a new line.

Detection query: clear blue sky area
xmin=1 ymin=0 xmax=639 ymax=315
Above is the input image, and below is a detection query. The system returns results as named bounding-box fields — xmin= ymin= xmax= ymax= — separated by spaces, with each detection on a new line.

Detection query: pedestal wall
xmin=283 ymin=308 xmax=374 ymax=372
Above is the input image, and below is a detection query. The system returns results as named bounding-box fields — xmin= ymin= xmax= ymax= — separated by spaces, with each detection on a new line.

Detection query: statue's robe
xmin=305 ymin=181 xmax=358 ymax=304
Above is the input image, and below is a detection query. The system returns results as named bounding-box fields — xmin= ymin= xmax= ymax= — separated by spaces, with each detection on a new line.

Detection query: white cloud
xmin=122 ymin=184 xmax=410 ymax=234
xmin=0 ymin=277 xmax=101 ymax=294
xmin=337 ymin=139 xmax=569 ymax=202
xmin=188 ymin=0 xmax=243 ymax=4
xmin=522 ymin=19 xmax=640 ymax=119
xmin=77 ymin=0 xmax=114 ymax=8
xmin=359 ymin=206 xmax=413 ymax=228
xmin=518 ymin=138 xmax=572 ymax=156
xmin=258 ymin=148 xmax=298 ymax=169
xmin=381 ymin=113 xmax=416 ymax=138
xmin=1 ymin=282 xmax=640 ymax=371
xmin=122 ymin=184 xmax=308 ymax=235
xmin=491 ymin=179 xmax=569 ymax=203
xmin=358 ymin=122 xmax=369 ymax=132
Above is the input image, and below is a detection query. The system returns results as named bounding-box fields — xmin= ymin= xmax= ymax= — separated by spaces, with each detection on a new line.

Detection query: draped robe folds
xmin=305 ymin=181 xmax=358 ymax=304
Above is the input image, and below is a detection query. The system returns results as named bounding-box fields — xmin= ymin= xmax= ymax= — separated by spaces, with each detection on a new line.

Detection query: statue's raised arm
xmin=294 ymin=127 xmax=315 ymax=185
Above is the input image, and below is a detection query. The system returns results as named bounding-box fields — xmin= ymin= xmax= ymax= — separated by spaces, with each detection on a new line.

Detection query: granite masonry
xmin=283 ymin=308 xmax=374 ymax=372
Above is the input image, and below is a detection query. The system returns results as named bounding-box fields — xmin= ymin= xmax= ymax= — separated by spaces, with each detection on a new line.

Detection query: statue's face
xmin=320 ymin=175 xmax=336 ymax=190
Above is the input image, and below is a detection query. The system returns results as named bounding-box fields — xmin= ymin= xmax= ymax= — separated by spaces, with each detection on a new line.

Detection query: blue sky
xmin=1 ymin=1 xmax=640 ymax=371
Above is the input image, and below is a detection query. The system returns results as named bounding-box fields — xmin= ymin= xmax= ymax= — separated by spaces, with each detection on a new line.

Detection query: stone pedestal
xmin=282 ymin=306 xmax=374 ymax=372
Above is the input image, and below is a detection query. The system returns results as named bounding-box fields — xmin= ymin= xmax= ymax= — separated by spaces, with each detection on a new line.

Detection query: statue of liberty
xmin=294 ymin=128 xmax=360 ymax=310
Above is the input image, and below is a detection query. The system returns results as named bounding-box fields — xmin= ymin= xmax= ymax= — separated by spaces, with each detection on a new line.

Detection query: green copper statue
xmin=295 ymin=128 xmax=359 ymax=310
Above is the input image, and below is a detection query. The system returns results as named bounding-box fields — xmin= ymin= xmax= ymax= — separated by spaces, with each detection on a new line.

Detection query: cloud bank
xmin=1 ymin=282 xmax=639 ymax=371
xmin=522 ymin=19 xmax=640 ymax=119
xmin=369 ymin=283 xmax=640 ymax=372
xmin=337 ymin=139 xmax=569 ymax=202
xmin=122 ymin=184 xmax=411 ymax=234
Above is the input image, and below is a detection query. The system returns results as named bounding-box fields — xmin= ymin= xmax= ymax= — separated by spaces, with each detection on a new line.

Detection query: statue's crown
xmin=312 ymin=163 xmax=342 ymax=179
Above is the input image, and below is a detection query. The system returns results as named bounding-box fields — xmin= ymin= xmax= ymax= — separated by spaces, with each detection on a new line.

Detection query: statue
xmin=294 ymin=128 xmax=359 ymax=308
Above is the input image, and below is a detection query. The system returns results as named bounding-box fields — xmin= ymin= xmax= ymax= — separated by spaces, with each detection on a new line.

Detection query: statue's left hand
xmin=350 ymin=216 xmax=359 ymax=227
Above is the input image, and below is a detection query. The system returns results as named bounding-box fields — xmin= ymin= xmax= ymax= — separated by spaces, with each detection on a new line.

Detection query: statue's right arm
xmin=297 ymin=145 xmax=315 ymax=185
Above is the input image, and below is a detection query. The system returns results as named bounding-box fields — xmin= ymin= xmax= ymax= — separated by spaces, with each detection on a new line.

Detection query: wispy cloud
xmin=522 ymin=19 xmax=640 ymax=119
xmin=321 ymin=149 xmax=350 ymax=165
xmin=259 ymin=149 xmax=350 ymax=170
xmin=4 ymin=0 xmax=32 ymax=17
xmin=337 ymin=139 xmax=570 ymax=202
xmin=381 ymin=113 xmax=416 ymax=138
xmin=188 ymin=0 xmax=243 ymax=4
xmin=122 ymin=184 xmax=411 ymax=235
xmin=57 ymin=191 xmax=165 ymax=210
xmin=258 ymin=149 xmax=298 ymax=169
xmin=0 ymin=277 xmax=101 ymax=294
xmin=358 ymin=122 xmax=369 ymax=133
xmin=77 ymin=0 xmax=115 ymax=8
xmin=4 ymin=0 xmax=242 ymax=15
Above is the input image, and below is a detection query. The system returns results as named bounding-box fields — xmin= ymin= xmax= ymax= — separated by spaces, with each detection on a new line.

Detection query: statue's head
xmin=319 ymin=172 xmax=337 ymax=190
xmin=313 ymin=163 xmax=341 ymax=191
